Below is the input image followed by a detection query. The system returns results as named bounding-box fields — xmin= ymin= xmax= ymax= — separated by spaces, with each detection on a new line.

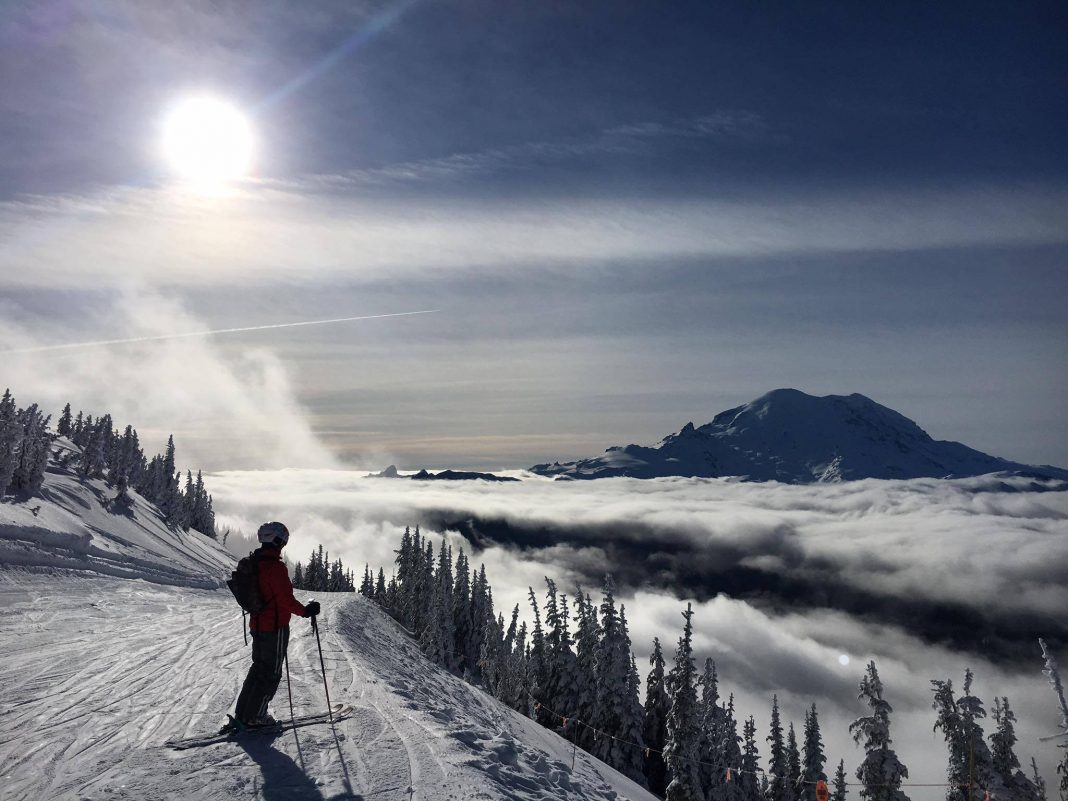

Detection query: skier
xmin=232 ymin=521 xmax=320 ymax=729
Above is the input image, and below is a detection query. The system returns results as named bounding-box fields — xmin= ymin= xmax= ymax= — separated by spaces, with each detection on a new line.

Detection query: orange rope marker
xmin=726 ymin=768 xmax=733 ymax=783
xmin=816 ymin=779 xmax=830 ymax=801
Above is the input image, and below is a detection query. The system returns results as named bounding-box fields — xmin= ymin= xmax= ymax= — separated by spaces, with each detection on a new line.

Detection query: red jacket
xmin=249 ymin=545 xmax=306 ymax=632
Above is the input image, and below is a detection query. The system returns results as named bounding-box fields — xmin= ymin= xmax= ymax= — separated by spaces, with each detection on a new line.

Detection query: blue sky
xmin=1 ymin=1 xmax=1066 ymax=470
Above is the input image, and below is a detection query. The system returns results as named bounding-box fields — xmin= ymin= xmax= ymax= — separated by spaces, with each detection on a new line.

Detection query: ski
xmin=165 ymin=704 xmax=355 ymax=750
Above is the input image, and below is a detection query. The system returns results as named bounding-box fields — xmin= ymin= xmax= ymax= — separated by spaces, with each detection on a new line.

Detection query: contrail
xmin=3 ymin=309 xmax=440 ymax=355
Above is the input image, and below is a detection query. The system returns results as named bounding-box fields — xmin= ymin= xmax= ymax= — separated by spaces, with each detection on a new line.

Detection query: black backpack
xmin=227 ymin=551 xmax=265 ymax=615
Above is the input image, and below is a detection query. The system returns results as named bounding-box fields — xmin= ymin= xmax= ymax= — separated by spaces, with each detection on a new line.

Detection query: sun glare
xmin=161 ymin=97 xmax=254 ymax=191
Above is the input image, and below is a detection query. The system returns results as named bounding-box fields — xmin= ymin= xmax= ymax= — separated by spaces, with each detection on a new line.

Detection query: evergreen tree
xmin=158 ymin=435 xmax=183 ymax=526
xmin=664 ymin=603 xmax=701 ymax=801
xmin=932 ymin=670 xmax=1000 ymax=801
xmin=643 ymin=636 xmax=672 ymax=796
xmin=542 ymin=579 xmax=580 ymax=733
xmin=1029 ymin=759 xmax=1046 ymax=801
xmin=786 ymin=723 xmax=802 ymax=801
xmin=420 ymin=541 xmax=455 ymax=669
xmin=1038 ymin=639 xmax=1068 ymax=801
xmin=852 ymin=661 xmax=910 ymax=801
xmin=57 ymin=403 xmax=73 ymax=438
xmin=802 ymin=704 xmax=828 ymax=801
xmin=9 ymin=403 xmax=51 ymax=496
xmin=0 ymin=390 xmax=19 ymax=496
xmin=722 ymin=696 xmax=746 ymax=801
xmin=81 ymin=420 xmax=106 ymax=479
xmin=526 ymin=585 xmax=549 ymax=724
xmin=768 ymin=696 xmax=789 ymax=801
xmin=740 ymin=716 xmax=763 ymax=801
xmin=572 ymin=588 xmax=600 ymax=753
xmin=452 ymin=547 xmax=473 ymax=675
xmin=832 ymin=759 xmax=848 ymax=801
xmin=619 ymin=608 xmax=648 ymax=786
xmin=466 ymin=564 xmax=493 ymax=683
xmin=591 ymin=577 xmax=646 ymax=784
xmin=293 ymin=562 xmax=304 ymax=589
xmin=697 ymin=657 xmax=724 ymax=801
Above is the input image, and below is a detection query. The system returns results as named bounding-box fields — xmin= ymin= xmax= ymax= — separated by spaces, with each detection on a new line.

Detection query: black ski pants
xmin=235 ymin=626 xmax=290 ymax=724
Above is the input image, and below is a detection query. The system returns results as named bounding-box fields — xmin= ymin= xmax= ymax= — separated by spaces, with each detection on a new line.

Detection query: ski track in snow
xmin=0 ymin=571 xmax=657 ymax=801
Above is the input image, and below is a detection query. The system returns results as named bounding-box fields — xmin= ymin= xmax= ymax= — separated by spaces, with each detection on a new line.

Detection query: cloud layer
xmin=3 ymin=183 xmax=1067 ymax=289
xmin=208 ymin=467 xmax=1068 ymax=799
xmin=211 ymin=469 xmax=1068 ymax=663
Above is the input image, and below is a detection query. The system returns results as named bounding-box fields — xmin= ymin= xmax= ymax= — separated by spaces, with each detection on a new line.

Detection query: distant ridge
xmin=531 ymin=388 xmax=1068 ymax=483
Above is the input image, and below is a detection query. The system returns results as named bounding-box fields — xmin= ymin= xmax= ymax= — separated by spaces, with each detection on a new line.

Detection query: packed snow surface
xmin=0 ymin=572 xmax=658 ymax=801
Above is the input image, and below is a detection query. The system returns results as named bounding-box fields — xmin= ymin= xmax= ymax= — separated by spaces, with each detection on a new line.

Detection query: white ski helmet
xmin=257 ymin=521 xmax=290 ymax=547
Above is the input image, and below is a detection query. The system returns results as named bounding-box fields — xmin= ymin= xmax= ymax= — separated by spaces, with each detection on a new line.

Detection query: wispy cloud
xmin=0 ymin=290 xmax=337 ymax=471
xmin=278 ymin=111 xmax=768 ymax=188
xmin=2 ymin=182 xmax=1066 ymax=289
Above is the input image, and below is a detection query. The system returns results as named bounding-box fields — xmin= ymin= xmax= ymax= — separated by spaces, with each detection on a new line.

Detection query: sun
xmin=161 ymin=96 xmax=254 ymax=190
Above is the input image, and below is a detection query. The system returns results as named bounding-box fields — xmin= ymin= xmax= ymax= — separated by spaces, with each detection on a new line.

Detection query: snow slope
xmin=532 ymin=388 xmax=1068 ymax=483
xmin=0 ymin=438 xmax=232 ymax=588
xmin=0 ymin=572 xmax=659 ymax=801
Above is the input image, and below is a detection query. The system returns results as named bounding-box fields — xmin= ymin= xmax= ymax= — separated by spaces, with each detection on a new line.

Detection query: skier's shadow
xmin=238 ymin=732 xmax=364 ymax=801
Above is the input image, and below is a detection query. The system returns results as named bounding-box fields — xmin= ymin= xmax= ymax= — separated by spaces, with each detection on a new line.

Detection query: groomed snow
xmin=0 ymin=572 xmax=660 ymax=801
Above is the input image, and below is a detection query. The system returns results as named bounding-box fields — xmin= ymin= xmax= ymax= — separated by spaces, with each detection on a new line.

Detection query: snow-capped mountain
xmin=531 ymin=388 xmax=1068 ymax=483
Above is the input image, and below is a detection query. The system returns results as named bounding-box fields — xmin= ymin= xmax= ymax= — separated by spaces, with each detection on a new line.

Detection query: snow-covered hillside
xmin=532 ymin=388 xmax=1068 ymax=482
xmin=0 ymin=438 xmax=232 ymax=588
xmin=0 ymin=572 xmax=659 ymax=801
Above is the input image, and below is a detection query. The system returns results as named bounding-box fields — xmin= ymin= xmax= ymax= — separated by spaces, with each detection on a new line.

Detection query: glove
xmin=303 ymin=600 xmax=321 ymax=618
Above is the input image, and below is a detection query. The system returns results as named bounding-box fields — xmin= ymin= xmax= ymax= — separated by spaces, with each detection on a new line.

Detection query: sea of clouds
xmin=209 ymin=467 xmax=1068 ymax=800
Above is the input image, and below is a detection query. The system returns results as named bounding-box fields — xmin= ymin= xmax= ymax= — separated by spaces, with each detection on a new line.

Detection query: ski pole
xmin=311 ymin=614 xmax=334 ymax=723
xmin=284 ymin=646 xmax=295 ymax=727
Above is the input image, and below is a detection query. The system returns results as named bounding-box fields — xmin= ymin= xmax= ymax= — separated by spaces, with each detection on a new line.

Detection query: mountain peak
xmin=532 ymin=390 xmax=1067 ymax=483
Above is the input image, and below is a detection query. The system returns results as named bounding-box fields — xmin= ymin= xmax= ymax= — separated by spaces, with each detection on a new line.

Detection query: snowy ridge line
xmin=528 ymin=693 xmax=977 ymax=790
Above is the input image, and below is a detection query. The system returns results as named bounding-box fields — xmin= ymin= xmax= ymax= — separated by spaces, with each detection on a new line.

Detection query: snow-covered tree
xmin=466 ymin=564 xmax=493 ymax=683
xmin=591 ymin=577 xmax=646 ymax=784
xmin=931 ymin=670 xmax=1000 ymax=801
xmin=768 ymin=696 xmax=789 ymax=801
xmin=572 ymin=588 xmax=600 ymax=753
xmin=9 ymin=403 xmax=50 ymax=496
xmin=643 ymin=636 xmax=672 ymax=796
xmin=1038 ymin=640 xmax=1068 ymax=801
xmin=452 ymin=546 xmax=473 ymax=676
xmin=374 ymin=568 xmax=387 ymax=603
xmin=802 ymin=704 xmax=828 ymax=801
xmin=526 ymin=586 xmax=549 ymax=723
xmin=991 ymin=696 xmax=1041 ymax=801
xmin=0 ymin=390 xmax=18 ymax=496
xmin=851 ymin=661 xmax=910 ymax=801
xmin=697 ymin=657 xmax=724 ymax=801
xmin=786 ymin=723 xmax=802 ymax=801
xmin=722 ymin=695 xmax=746 ymax=801
xmin=740 ymin=715 xmax=763 ymax=801
xmin=57 ymin=403 xmax=73 ymax=438
xmin=543 ymin=579 xmax=580 ymax=733
xmin=833 ymin=759 xmax=848 ymax=801
xmin=664 ymin=603 xmax=701 ymax=801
